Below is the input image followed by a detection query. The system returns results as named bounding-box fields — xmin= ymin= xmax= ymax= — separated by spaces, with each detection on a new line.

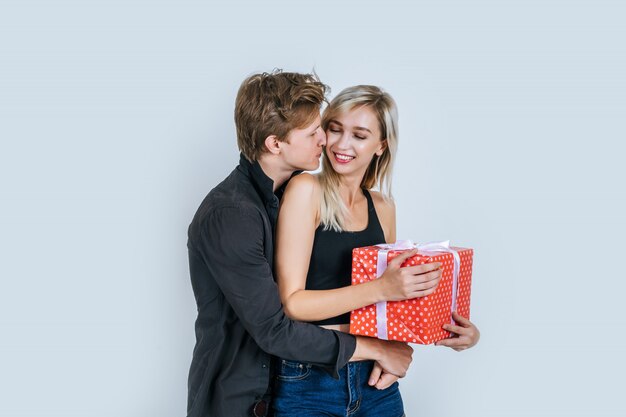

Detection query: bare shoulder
xmin=368 ymin=190 xmax=396 ymax=215
xmin=284 ymin=172 xmax=321 ymax=199
xmin=280 ymin=173 xmax=322 ymax=225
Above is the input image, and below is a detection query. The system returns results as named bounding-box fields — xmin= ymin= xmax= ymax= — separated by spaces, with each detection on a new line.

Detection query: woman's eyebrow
xmin=330 ymin=120 xmax=371 ymax=134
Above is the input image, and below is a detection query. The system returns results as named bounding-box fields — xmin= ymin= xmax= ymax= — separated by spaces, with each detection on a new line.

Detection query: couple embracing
xmin=186 ymin=70 xmax=480 ymax=417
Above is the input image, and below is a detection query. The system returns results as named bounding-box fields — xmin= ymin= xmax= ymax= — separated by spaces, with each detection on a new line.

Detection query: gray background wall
xmin=1 ymin=1 xmax=624 ymax=416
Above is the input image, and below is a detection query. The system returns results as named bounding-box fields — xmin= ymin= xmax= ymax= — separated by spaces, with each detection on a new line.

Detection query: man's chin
xmin=296 ymin=162 xmax=319 ymax=172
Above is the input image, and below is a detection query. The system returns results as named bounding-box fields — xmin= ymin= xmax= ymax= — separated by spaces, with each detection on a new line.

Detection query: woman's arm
xmin=275 ymin=174 xmax=386 ymax=321
xmin=276 ymin=178 xmax=442 ymax=322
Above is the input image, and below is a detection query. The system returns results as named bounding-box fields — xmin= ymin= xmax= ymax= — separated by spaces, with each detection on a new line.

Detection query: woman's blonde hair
xmin=319 ymin=85 xmax=399 ymax=232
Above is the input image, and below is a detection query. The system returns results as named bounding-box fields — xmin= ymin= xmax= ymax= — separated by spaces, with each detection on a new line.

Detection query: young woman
xmin=273 ymin=85 xmax=480 ymax=417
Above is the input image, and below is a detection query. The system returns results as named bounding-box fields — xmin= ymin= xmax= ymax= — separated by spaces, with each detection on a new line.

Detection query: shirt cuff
xmin=326 ymin=331 xmax=357 ymax=379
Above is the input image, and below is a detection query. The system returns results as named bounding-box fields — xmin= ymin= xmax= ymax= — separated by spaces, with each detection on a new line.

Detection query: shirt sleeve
xmin=195 ymin=206 xmax=356 ymax=377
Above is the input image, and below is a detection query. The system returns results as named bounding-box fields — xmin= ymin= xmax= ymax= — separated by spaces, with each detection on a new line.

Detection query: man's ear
xmin=264 ymin=135 xmax=281 ymax=155
xmin=375 ymin=139 xmax=387 ymax=156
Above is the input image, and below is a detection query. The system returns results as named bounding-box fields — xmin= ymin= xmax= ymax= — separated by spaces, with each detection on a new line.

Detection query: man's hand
xmin=434 ymin=311 xmax=480 ymax=351
xmin=352 ymin=337 xmax=412 ymax=378
xmin=368 ymin=362 xmax=400 ymax=390
xmin=374 ymin=339 xmax=413 ymax=377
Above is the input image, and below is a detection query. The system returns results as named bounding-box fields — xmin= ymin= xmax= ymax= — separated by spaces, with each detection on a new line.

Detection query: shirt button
xmin=262 ymin=364 xmax=267 ymax=368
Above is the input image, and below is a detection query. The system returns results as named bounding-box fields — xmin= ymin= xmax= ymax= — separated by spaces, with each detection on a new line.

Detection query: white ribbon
xmin=372 ymin=240 xmax=461 ymax=341
xmin=374 ymin=248 xmax=391 ymax=340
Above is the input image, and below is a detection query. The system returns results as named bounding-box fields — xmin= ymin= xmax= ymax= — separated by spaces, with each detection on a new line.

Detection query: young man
xmin=186 ymin=71 xmax=439 ymax=417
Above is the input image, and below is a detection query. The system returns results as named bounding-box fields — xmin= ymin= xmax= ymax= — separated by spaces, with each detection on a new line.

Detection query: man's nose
xmin=317 ymin=129 xmax=327 ymax=146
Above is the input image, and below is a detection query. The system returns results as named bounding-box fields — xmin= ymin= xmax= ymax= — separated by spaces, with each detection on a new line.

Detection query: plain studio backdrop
xmin=1 ymin=1 xmax=624 ymax=416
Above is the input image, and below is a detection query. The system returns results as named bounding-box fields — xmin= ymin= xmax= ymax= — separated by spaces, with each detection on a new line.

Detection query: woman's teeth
xmin=334 ymin=153 xmax=355 ymax=162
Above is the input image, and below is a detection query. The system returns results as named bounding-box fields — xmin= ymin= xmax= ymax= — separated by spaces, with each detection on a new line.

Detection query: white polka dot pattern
xmin=349 ymin=245 xmax=474 ymax=345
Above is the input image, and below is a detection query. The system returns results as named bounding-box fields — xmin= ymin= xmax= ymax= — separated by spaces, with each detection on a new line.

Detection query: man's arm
xmin=194 ymin=206 xmax=355 ymax=375
xmin=351 ymin=337 xmax=413 ymax=378
xmin=194 ymin=206 xmax=413 ymax=378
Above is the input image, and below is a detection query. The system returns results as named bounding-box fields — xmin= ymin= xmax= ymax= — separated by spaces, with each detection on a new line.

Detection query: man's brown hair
xmin=234 ymin=70 xmax=328 ymax=161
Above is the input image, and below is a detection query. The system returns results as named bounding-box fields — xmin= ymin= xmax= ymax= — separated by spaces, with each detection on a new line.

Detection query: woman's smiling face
xmin=324 ymin=105 xmax=386 ymax=178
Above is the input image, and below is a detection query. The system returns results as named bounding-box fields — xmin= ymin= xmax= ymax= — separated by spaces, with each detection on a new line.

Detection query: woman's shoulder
xmin=284 ymin=172 xmax=321 ymax=200
xmin=367 ymin=190 xmax=396 ymax=213
xmin=287 ymin=172 xmax=320 ymax=190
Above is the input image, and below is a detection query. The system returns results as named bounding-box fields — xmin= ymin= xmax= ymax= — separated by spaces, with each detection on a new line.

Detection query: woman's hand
xmin=434 ymin=311 xmax=480 ymax=351
xmin=378 ymin=249 xmax=443 ymax=301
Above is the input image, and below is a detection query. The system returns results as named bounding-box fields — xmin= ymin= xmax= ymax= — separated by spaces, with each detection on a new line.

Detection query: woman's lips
xmin=333 ymin=152 xmax=355 ymax=164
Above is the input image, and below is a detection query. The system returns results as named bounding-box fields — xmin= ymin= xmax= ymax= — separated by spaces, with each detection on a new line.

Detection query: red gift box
xmin=349 ymin=241 xmax=473 ymax=345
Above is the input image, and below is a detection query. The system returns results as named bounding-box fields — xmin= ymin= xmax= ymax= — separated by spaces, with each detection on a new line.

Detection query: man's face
xmin=280 ymin=115 xmax=327 ymax=171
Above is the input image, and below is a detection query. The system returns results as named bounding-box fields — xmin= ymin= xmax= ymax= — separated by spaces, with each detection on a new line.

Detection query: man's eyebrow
xmin=310 ymin=124 xmax=321 ymax=133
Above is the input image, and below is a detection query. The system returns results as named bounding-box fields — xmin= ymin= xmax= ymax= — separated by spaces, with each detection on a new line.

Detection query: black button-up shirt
xmin=186 ymin=155 xmax=357 ymax=417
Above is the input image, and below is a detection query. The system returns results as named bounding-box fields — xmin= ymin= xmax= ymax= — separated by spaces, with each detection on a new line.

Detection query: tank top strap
xmin=363 ymin=189 xmax=375 ymax=211
xmin=362 ymin=189 xmax=386 ymax=239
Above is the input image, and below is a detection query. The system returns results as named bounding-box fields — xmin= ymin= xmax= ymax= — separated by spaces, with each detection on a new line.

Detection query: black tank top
xmin=306 ymin=189 xmax=386 ymax=325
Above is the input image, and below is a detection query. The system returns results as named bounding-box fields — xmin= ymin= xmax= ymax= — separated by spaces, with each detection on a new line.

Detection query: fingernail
xmin=368 ymin=379 xmax=375 ymax=385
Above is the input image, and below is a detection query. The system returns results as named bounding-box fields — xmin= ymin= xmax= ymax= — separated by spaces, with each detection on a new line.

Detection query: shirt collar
xmin=238 ymin=153 xmax=277 ymax=206
xmin=237 ymin=153 xmax=303 ymax=205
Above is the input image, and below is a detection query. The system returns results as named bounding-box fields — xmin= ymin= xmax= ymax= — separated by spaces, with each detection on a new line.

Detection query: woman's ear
xmin=376 ymin=139 xmax=387 ymax=156
xmin=264 ymin=135 xmax=281 ymax=155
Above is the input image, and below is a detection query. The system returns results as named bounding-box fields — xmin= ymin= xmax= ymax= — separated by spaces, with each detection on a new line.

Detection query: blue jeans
xmin=272 ymin=359 xmax=405 ymax=417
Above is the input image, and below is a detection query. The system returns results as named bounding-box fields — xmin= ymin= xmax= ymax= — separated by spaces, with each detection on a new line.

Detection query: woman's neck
xmin=337 ymin=174 xmax=365 ymax=208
